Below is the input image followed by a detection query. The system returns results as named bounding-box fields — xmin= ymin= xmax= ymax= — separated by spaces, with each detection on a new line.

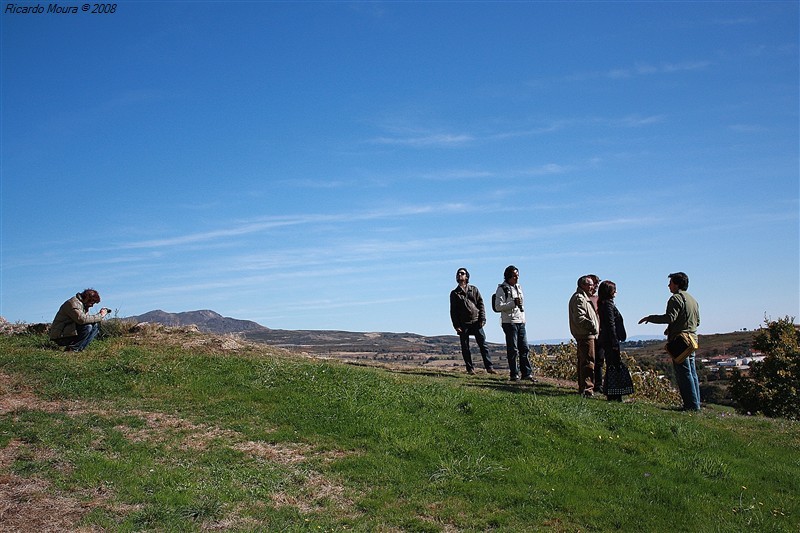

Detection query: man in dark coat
xmin=450 ymin=268 xmax=496 ymax=375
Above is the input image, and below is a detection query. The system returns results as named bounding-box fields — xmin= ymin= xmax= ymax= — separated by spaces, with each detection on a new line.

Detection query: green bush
xmin=729 ymin=317 xmax=800 ymax=420
xmin=625 ymin=353 xmax=682 ymax=406
xmin=531 ymin=342 xmax=577 ymax=381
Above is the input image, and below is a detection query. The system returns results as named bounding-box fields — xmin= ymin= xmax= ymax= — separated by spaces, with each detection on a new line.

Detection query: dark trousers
xmin=594 ymin=346 xmax=606 ymax=393
xmin=502 ymin=322 xmax=532 ymax=378
xmin=458 ymin=323 xmax=493 ymax=371
xmin=600 ymin=343 xmax=622 ymax=401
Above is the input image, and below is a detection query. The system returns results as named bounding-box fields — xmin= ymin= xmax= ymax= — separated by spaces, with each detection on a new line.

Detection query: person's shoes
xmin=523 ymin=375 xmax=537 ymax=383
xmin=466 ymin=369 xmax=475 ymax=375
xmin=582 ymin=391 xmax=594 ymax=398
xmin=486 ymin=368 xmax=498 ymax=374
xmin=510 ymin=374 xmax=521 ymax=382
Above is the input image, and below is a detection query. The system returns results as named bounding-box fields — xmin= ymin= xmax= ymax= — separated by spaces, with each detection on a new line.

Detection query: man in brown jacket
xmin=568 ymin=276 xmax=600 ymax=397
xmin=49 ymin=289 xmax=109 ymax=351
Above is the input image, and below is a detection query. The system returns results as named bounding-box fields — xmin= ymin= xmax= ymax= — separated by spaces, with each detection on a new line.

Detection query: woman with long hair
xmin=597 ymin=280 xmax=632 ymax=401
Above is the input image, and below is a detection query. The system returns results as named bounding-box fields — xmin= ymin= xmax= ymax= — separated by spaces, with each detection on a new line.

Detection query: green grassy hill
xmin=1 ymin=328 xmax=797 ymax=531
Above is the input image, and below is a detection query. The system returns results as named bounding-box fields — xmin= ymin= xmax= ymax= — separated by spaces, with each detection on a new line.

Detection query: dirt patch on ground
xmin=0 ymin=463 xmax=103 ymax=533
xmin=0 ymin=370 xmax=356 ymax=529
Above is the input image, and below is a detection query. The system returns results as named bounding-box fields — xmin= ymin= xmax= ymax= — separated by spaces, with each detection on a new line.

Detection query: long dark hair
xmin=598 ymin=280 xmax=616 ymax=302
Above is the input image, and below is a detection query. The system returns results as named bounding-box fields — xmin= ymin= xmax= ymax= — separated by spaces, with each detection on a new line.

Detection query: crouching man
xmin=50 ymin=288 xmax=109 ymax=351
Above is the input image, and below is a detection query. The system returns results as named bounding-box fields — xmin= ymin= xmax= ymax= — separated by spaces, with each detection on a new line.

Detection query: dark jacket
xmin=598 ymin=299 xmax=626 ymax=352
xmin=450 ymin=284 xmax=486 ymax=329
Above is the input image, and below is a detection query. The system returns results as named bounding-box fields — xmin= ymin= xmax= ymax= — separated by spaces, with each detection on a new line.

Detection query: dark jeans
xmin=502 ymin=322 xmax=532 ymax=378
xmin=458 ymin=323 xmax=493 ymax=371
xmin=673 ymin=352 xmax=701 ymax=410
xmin=54 ymin=323 xmax=100 ymax=351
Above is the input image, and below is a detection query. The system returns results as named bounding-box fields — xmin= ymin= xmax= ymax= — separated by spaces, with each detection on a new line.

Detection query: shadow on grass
xmin=466 ymin=379 xmax=575 ymax=397
xmin=385 ymin=366 xmax=577 ymax=397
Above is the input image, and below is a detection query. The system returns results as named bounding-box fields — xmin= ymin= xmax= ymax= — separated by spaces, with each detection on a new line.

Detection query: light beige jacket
xmin=49 ymin=294 xmax=102 ymax=340
xmin=568 ymin=289 xmax=599 ymax=340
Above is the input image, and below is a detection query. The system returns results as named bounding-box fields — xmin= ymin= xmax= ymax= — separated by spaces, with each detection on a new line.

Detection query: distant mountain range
xmin=125 ymin=310 xmax=268 ymax=335
xmin=123 ymin=309 xmax=473 ymax=358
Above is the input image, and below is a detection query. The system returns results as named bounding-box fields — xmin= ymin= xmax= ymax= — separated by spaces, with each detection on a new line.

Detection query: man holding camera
xmin=495 ymin=265 xmax=534 ymax=382
xmin=49 ymin=288 xmax=110 ymax=352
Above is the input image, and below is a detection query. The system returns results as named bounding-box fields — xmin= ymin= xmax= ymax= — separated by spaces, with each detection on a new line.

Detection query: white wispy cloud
xmin=553 ymin=59 xmax=711 ymax=84
xmin=487 ymin=121 xmax=568 ymax=140
xmin=605 ymin=61 xmax=711 ymax=79
xmin=115 ymin=218 xmax=306 ymax=249
xmin=519 ymin=163 xmax=570 ymax=176
xmin=712 ymin=17 xmax=758 ymax=26
xmin=276 ymin=178 xmax=365 ymax=189
xmin=419 ymin=169 xmax=496 ymax=181
xmin=103 ymin=203 xmax=474 ymax=251
xmin=729 ymin=124 xmax=770 ymax=133
xmin=368 ymin=133 xmax=474 ymax=147
xmin=613 ymin=114 xmax=666 ymax=127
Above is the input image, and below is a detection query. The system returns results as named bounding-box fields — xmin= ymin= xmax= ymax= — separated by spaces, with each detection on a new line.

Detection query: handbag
xmin=665 ymin=332 xmax=698 ymax=364
xmin=604 ymin=363 xmax=634 ymax=396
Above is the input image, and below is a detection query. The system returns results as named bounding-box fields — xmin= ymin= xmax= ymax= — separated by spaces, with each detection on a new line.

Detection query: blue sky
xmin=2 ymin=1 xmax=798 ymax=343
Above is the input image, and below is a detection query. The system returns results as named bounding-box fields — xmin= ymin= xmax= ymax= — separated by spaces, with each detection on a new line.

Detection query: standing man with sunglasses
xmin=450 ymin=268 xmax=497 ymax=375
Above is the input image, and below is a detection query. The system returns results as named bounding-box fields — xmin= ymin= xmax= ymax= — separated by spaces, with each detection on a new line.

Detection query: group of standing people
xmin=451 ymin=267 xmax=702 ymax=411
xmin=568 ymin=274 xmax=631 ymax=401
xmin=449 ymin=266 xmax=533 ymax=381
xmin=53 ymin=270 xmax=701 ymax=411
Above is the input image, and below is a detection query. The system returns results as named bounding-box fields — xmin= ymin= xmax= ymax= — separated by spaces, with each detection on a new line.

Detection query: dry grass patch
xmin=1 ymin=370 xmax=359 ymax=527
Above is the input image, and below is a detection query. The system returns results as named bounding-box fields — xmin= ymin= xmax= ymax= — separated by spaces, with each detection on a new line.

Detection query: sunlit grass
xmin=1 ymin=332 xmax=798 ymax=531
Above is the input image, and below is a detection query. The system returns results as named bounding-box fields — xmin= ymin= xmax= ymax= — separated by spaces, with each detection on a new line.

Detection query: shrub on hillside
xmin=624 ymin=353 xmax=682 ymax=406
xmin=531 ymin=342 xmax=578 ymax=381
xmin=729 ymin=317 xmax=800 ymax=420
xmin=99 ymin=317 xmax=140 ymax=339
xmin=532 ymin=342 xmax=682 ymax=406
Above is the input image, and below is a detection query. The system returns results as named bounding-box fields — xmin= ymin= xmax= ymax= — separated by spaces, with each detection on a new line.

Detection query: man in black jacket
xmin=450 ymin=268 xmax=496 ymax=375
